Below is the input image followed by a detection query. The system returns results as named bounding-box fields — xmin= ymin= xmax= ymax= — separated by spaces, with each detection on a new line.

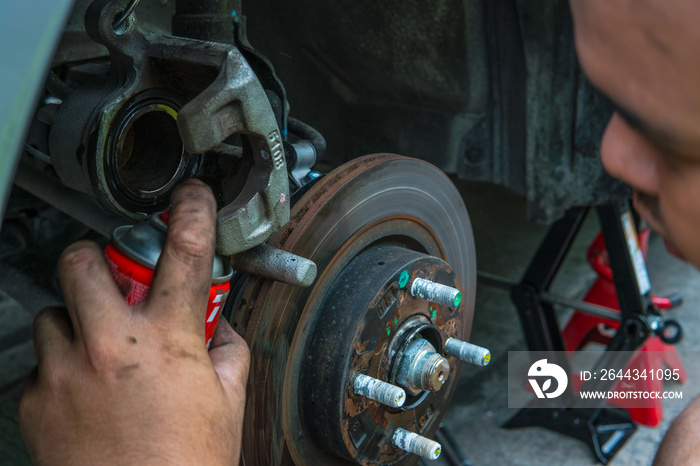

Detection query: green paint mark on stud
xmin=393 ymin=317 xmax=399 ymax=325
xmin=453 ymin=292 xmax=462 ymax=307
xmin=431 ymin=309 xmax=437 ymax=320
xmin=399 ymin=270 xmax=409 ymax=288
xmin=386 ymin=327 xmax=391 ymax=336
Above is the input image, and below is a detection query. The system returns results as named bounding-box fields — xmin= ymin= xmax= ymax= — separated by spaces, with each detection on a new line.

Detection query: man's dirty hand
xmin=18 ymin=180 xmax=249 ymax=465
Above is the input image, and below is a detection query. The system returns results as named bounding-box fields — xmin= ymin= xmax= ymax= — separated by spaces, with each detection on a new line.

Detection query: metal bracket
xmin=51 ymin=0 xmax=289 ymax=255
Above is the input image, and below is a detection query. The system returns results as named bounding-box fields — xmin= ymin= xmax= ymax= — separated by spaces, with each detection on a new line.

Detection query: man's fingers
xmin=208 ymin=319 xmax=249 ymax=464
xmin=208 ymin=317 xmax=246 ymax=351
xmin=148 ymin=179 xmax=217 ymax=332
xmin=58 ymin=240 xmax=126 ymax=345
xmin=208 ymin=318 xmax=250 ymax=398
xmin=32 ymin=307 xmax=73 ymax=368
xmin=18 ymin=367 xmax=38 ymax=425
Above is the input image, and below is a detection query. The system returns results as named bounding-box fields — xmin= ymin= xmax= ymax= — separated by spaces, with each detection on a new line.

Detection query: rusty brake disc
xmin=231 ymin=154 xmax=476 ymax=465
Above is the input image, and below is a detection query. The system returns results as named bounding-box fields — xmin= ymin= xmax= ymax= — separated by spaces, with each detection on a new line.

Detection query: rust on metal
xmin=231 ymin=154 xmax=476 ymax=465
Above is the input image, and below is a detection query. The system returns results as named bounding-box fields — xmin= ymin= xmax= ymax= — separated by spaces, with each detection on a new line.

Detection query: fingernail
xmin=182 ymin=178 xmax=207 ymax=187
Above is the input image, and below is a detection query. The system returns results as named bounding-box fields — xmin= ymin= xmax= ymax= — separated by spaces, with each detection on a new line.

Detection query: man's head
xmin=570 ymin=0 xmax=700 ymax=266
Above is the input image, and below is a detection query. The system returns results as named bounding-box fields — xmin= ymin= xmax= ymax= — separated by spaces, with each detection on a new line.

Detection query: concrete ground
xmin=1 ymin=181 xmax=699 ymax=465
xmin=439 ymin=181 xmax=700 ymax=466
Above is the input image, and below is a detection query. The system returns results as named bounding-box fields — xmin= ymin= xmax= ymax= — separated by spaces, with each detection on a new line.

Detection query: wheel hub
xmin=301 ymin=245 xmax=464 ymax=464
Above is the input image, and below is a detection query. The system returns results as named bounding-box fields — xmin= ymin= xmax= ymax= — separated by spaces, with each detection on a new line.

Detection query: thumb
xmin=208 ymin=318 xmax=250 ymax=397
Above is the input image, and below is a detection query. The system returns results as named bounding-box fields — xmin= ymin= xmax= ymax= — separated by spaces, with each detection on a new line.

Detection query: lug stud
xmin=444 ymin=337 xmax=491 ymax=367
xmin=353 ymin=373 xmax=406 ymax=408
xmin=410 ymin=277 xmax=461 ymax=308
xmin=392 ymin=427 xmax=442 ymax=460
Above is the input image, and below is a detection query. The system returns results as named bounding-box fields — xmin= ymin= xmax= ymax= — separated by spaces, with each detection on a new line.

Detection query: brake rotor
xmin=231 ymin=154 xmax=476 ymax=465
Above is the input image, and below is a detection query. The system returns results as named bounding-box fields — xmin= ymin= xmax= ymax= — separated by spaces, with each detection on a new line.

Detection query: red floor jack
xmin=562 ymin=229 xmax=687 ymax=426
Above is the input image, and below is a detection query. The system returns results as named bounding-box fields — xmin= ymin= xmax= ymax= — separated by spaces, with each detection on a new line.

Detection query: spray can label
xmin=105 ymin=215 xmax=233 ymax=348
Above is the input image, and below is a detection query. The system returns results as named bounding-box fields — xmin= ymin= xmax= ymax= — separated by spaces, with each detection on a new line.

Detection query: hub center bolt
xmin=410 ymin=277 xmax=462 ymax=308
xmin=353 ymin=373 xmax=406 ymax=408
xmin=392 ymin=427 xmax=442 ymax=460
xmin=396 ymin=338 xmax=450 ymax=394
xmin=444 ymin=337 xmax=491 ymax=367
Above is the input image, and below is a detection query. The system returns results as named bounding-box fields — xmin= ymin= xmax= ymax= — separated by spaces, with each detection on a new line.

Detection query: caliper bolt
xmin=392 ymin=427 xmax=442 ymax=460
xmin=444 ymin=338 xmax=491 ymax=367
xmin=353 ymin=373 xmax=406 ymax=408
xmin=410 ymin=277 xmax=462 ymax=308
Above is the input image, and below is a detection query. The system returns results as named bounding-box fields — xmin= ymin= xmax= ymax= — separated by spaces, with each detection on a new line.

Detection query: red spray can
xmin=104 ymin=213 xmax=233 ymax=348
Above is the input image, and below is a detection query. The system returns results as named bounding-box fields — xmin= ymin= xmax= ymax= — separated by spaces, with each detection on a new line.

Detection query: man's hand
xmin=18 ymin=180 xmax=250 ymax=465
